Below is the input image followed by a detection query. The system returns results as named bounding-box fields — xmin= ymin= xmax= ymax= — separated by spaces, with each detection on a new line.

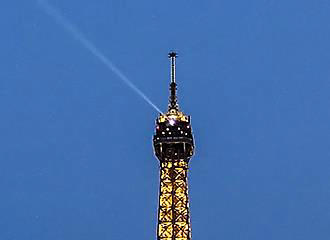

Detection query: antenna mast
xmin=168 ymin=52 xmax=179 ymax=111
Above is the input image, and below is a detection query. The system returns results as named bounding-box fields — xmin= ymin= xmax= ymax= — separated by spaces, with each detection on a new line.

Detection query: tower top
xmin=156 ymin=51 xmax=189 ymax=125
xmin=168 ymin=51 xmax=179 ymax=111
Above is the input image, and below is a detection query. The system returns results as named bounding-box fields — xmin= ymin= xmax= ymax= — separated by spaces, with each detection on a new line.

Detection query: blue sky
xmin=1 ymin=0 xmax=330 ymax=239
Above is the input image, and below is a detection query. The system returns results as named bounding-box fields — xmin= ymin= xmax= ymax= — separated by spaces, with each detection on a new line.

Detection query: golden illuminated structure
xmin=153 ymin=52 xmax=195 ymax=240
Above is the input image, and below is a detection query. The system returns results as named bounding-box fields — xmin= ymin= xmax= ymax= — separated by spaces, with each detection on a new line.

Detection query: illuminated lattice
xmin=157 ymin=161 xmax=191 ymax=240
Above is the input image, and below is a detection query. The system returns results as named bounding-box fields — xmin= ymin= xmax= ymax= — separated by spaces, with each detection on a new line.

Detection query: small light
xmin=166 ymin=128 xmax=169 ymax=131
xmin=162 ymin=132 xmax=165 ymax=134
xmin=180 ymin=131 xmax=183 ymax=134
xmin=169 ymin=119 xmax=175 ymax=126
xmin=178 ymin=127 xmax=180 ymax=130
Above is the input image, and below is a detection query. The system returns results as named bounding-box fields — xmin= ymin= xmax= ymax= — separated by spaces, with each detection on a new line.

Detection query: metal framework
xmin=153 ymin=52 xmax=195 ymax=240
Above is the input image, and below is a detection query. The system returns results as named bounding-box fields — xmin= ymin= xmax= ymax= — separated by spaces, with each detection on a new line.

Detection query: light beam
xmin=37 ymin=0 xmax=162 ymax=114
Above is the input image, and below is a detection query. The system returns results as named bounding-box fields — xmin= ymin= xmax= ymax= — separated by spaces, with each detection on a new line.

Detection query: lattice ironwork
xmin=157 ymin=161 xmax=191 ymax=240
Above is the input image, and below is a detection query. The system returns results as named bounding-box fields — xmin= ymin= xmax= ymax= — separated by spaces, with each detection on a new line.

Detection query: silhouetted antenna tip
xmin=168 ymin=51 xmax=178 ymax=58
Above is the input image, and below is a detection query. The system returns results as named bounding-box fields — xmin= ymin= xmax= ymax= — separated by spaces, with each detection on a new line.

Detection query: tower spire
xmin=153 ymin=52 xmax=195 ymax=240
xmin=168 ymin=51 xmax=179 ymax=111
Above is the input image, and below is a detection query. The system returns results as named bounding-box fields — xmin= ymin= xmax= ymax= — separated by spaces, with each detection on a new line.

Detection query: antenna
xmin=169 ymin=51 xmax=177 ymax=83
xmin=168 ymin=51 xmax=179 ymax=111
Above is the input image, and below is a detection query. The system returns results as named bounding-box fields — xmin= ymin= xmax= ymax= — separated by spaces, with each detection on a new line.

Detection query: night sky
xmin=1 ymin=0 xmax=330 ymax=239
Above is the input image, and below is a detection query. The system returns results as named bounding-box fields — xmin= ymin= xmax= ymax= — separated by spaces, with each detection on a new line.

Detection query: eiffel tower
xmin=153 ymin=52 xmax=195 ymax=240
